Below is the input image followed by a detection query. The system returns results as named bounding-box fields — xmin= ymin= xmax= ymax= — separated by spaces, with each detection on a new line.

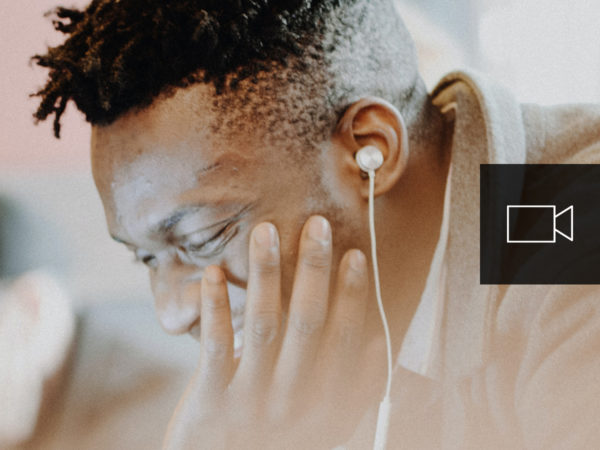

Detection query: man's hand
xmin=163 ymin=216 xmax=385 ymax=450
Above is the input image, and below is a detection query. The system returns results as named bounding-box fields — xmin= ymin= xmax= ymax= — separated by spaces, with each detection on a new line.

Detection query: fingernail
xmin=349 ymin=250 xmax=366 ymax=272
xmin=254 ymin=223 xmax=278 ymax=248
xmin=308 ymin=216 xmax=331 ymax=243
xmin=204 ymin=266 xmax=224 ymax=284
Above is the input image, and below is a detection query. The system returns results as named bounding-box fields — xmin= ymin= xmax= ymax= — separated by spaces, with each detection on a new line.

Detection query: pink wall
xmin=0 ymin=0 xmax=90 ymax=172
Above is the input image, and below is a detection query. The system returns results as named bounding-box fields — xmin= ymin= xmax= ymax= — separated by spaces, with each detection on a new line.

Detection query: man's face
xmin=91 ymin=84 xmax=366 ymax=339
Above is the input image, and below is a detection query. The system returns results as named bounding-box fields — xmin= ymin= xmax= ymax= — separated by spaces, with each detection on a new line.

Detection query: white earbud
xmin=356 ymin=145 xmax=384 ymax=172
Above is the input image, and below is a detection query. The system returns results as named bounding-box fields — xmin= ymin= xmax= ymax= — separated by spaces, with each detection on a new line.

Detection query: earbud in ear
xmin=355 ymin=145 xmax=384 ymax=172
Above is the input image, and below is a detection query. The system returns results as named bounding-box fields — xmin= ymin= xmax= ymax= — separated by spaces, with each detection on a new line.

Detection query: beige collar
xmin=431 ymin=70 xmax=527 ymax=379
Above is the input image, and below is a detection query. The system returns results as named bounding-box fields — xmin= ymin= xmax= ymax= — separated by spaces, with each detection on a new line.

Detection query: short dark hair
xmin=32 ymin=0 xmax=422 ymax=145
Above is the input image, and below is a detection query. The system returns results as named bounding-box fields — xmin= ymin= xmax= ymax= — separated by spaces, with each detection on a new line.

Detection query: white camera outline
xmin=506 ymin=205 xmax=574 ymax=244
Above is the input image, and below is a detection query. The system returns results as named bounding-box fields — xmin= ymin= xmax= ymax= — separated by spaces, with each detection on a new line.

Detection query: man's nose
xmin=151 ymin=261 xmax=202 ymax=335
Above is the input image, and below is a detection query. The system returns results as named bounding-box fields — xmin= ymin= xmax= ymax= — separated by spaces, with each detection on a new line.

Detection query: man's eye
xmin=134 ymin=252 xmax=157 ymax=268
xmin=181 ymin=223 xmax=238 ymax=259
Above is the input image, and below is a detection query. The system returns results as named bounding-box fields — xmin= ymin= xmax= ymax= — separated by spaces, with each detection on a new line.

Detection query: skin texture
xmin=91 ymin=80 xmax=452 ymax=448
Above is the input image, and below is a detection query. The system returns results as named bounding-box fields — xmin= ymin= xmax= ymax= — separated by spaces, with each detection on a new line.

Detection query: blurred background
xmin=1 ymin=0 xmax=600 ymax=308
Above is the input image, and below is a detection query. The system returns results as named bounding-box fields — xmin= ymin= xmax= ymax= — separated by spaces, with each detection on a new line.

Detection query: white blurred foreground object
xmin=0 ymin=272 xmax=75 ymax=447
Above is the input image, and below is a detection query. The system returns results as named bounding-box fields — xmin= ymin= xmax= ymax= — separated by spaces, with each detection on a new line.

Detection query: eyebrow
xmin=151 ymin=205 xmax=207 ymax=236
xmin=110 ymin=202 xmax=254 ymax=246
xmin=109 ymin=161 xmax=226 ymax=245
xmin=108 ymin=205 xmax=206 ymax=246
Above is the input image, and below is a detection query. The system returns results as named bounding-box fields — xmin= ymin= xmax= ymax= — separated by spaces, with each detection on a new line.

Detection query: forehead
xmin=90 ymin=83 xmax=273 ymax=190
xmin=90 ymin=84 xmax=271 ymax=234
xmin=92 ymin=83 xmax=222 ymax=170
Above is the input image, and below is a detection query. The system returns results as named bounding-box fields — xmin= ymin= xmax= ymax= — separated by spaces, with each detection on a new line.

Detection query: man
xmin=31 ymin=0 xmax=600 ymax=449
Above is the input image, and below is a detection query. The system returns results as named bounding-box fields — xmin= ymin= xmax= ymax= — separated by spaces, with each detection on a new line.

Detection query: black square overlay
xmin=481 ymin=164 xmax=600 ymax=284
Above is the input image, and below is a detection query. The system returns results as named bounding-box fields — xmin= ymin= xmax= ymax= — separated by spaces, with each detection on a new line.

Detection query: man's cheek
xmin=221 ymin=237 xmax=251 ymax=287
xmin=279 ymin=233 xmax=302 ymax=304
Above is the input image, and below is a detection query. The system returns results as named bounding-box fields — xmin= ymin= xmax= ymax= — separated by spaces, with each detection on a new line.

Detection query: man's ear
xmin=334 ymin=97 xmax=409 ymax=198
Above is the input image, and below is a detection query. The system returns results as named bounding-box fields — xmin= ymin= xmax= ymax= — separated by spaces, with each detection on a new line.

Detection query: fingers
xmin=235 ymin=223 xmax=282 ymax=392
xmin=274 ymin=216 xmax=332 ymax=400
xmin=318 ymin=251 xmax=373 ymax=426
xmin=321 ymin=249 xmax=369 ymax=378
xmin=198 ymin=265 xmax=234 ymax=401
xmin=358 ymin=335 xmax=388 ymax=404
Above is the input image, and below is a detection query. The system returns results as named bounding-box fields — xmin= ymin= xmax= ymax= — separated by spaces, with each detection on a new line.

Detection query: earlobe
xmin=335 ymin=97 xmax=409 ymax=198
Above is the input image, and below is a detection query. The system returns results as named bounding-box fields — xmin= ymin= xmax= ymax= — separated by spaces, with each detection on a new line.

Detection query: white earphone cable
xmin=368 ymin=169 xmax=393 ymax=398
xmin=368 ymin=169 xmax=393 ymax=450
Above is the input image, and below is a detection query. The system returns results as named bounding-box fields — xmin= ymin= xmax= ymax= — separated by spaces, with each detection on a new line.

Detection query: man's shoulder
xmin=493 ymin=284 xmax=600 ymax=375
xmin=521 ymin=102 xmax=600 ymax=164
xmin=496 ymin=284 xmax=600 ymax=329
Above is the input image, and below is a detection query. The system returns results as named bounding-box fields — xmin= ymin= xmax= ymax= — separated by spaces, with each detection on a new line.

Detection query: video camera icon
xmin=506 ymin=205 xmax=574 ymax=244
